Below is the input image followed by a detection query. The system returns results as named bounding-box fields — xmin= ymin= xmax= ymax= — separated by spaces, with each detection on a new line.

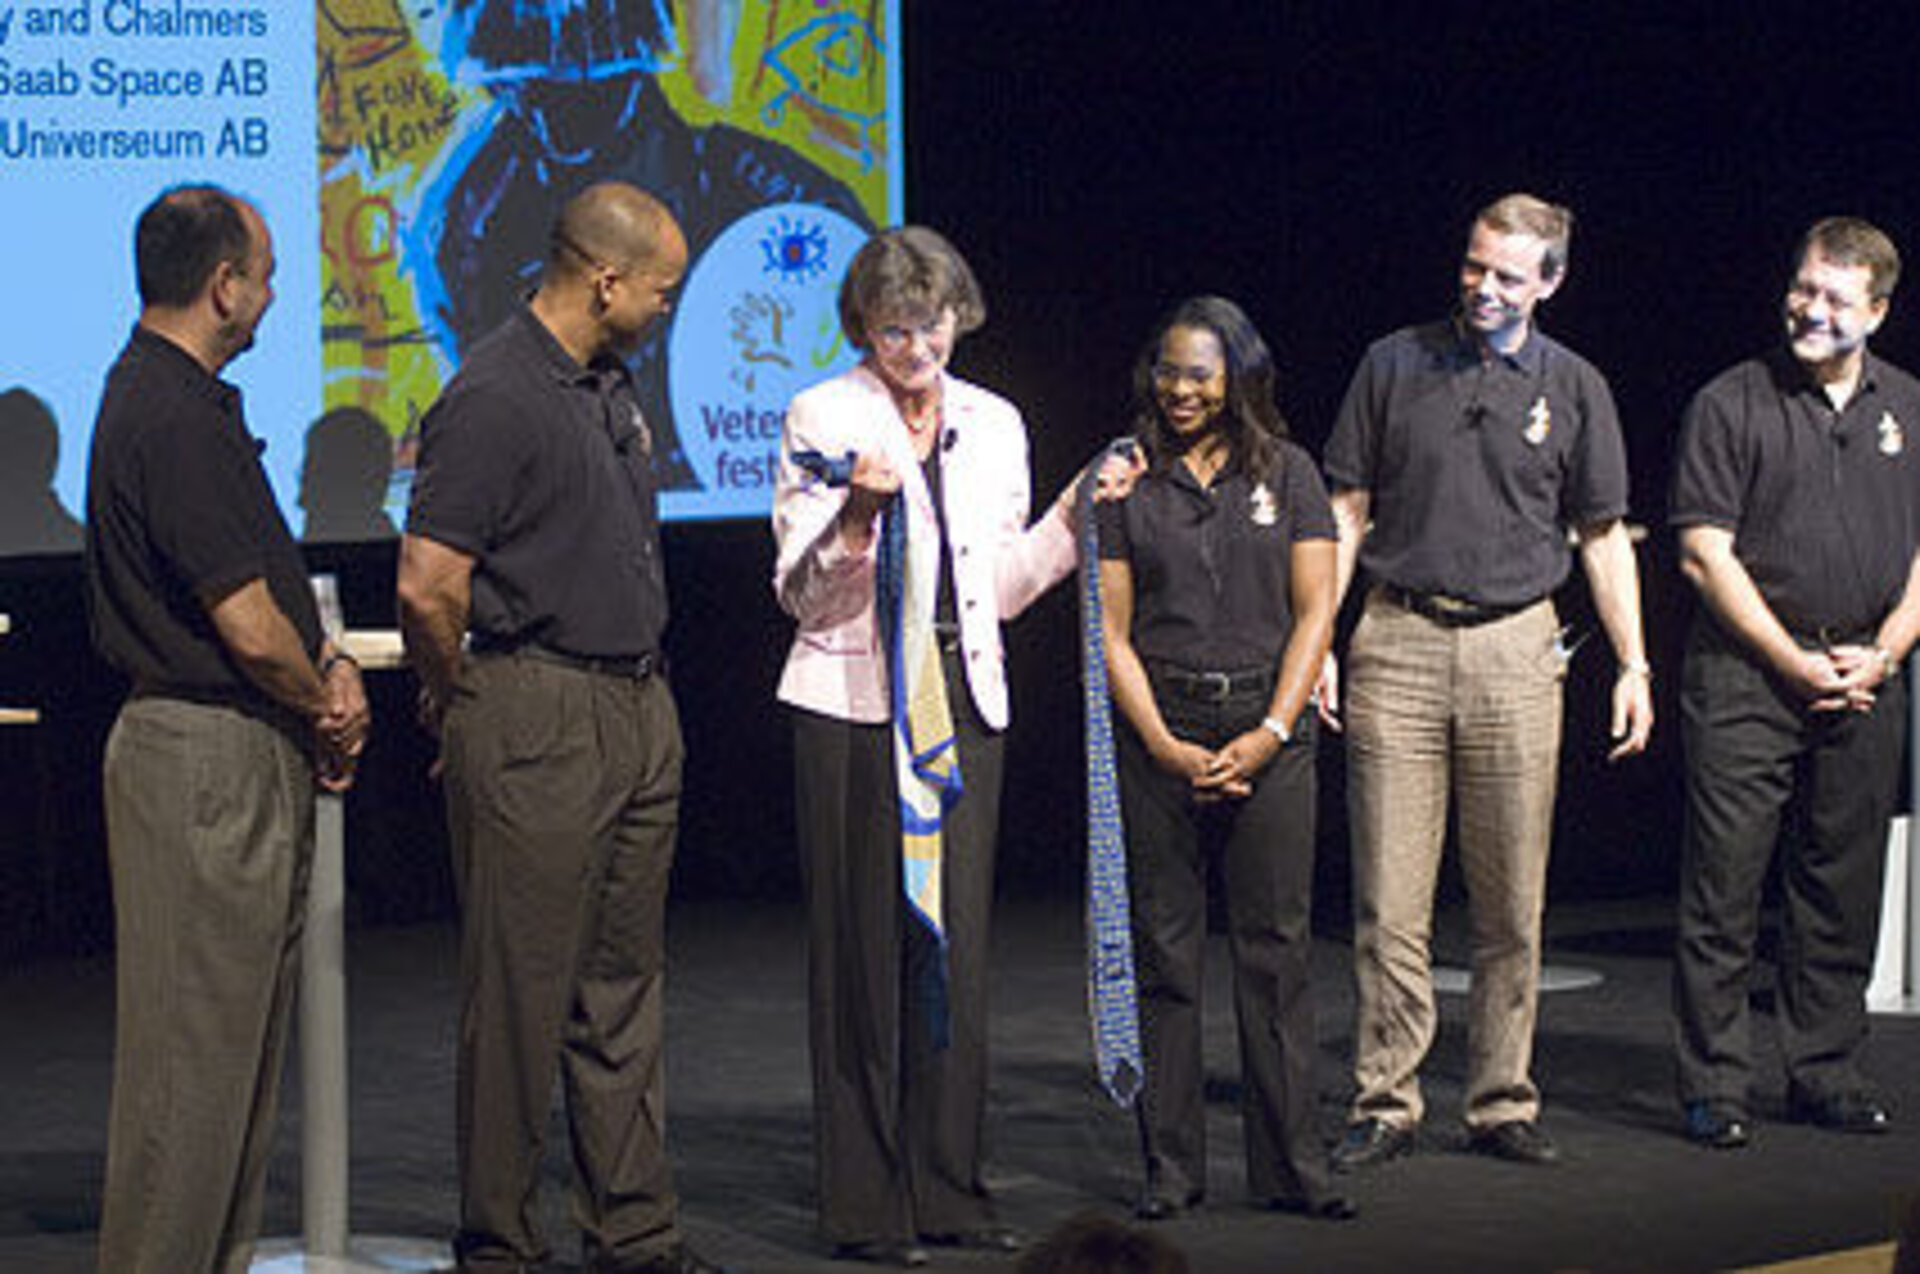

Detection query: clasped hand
xmin=1155 ymin=730 xmax=1278 ymax=802
xmin=1797 ymin=644 xmax=1887 ymax=714
xmin=315 ymin=660 xmax=370 ymax=792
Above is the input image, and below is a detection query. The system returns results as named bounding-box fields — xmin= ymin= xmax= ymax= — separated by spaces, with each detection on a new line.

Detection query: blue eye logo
xmin=760 ymin=214 xmax=832 ymax=284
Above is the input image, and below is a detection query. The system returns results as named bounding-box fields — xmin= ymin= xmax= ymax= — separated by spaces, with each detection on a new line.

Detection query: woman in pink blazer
xmin=772 ymin=227 xmax=1119 ymax=1266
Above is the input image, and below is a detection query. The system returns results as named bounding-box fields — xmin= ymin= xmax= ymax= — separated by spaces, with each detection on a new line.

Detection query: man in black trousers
xmin=1672 ymin=216 xmax=1920 ymax=1149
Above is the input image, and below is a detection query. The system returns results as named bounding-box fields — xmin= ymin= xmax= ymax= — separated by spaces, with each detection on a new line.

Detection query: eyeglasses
xmin=870 ymin=316 xmax=951 ymax=353
xmin=1151 ymin=361 xmax=1221 ymax=388
xmin=1787 ymin=280 xmax=1872 ymax=316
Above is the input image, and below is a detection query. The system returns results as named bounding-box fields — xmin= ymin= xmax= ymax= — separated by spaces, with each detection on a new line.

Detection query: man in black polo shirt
xmin=86 ymin=184 xmax=370 ymax=1274
xmin=1322 ymin=193 xmax=1654 ymax=1171
xmin=1671 ymin=217 xmax=1920 ymax=1151
xmin=397 ymin=183 xmax=724 ymax=1274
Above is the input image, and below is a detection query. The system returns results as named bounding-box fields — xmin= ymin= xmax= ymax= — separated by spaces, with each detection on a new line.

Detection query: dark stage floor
xmin=2 ymin=895 xmax=1916 ymax=1274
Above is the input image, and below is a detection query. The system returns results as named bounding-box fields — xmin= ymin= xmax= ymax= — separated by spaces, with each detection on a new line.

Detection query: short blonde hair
xmin=1475 ymin=193 xmax=1574 ymax=281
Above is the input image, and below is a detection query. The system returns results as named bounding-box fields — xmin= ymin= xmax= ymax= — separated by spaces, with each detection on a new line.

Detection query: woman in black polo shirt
xmin=1097 ymin=295 xmax=1348 ymax=1222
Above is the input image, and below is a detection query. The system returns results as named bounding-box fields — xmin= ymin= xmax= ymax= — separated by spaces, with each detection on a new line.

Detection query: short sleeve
xmin=1323 ymin=345 xmax=1383 ymax=492
xmin=1282 ymin=443 xmax=1337 ymax=541
xmin=1095 ymin=494 xmax=1132 ymax=561
xmin=406 ymin=380 xmax=524 ymax=556
xmin=147 ymin=416 xmax=271 ymax=601
xmin=1560 ymin=365 xmax=1631 ymax=525
xmin=1669 ymin=383 xmax=1746 ymax=531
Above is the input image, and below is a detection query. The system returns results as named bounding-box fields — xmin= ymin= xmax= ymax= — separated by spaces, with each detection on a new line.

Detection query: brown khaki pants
xmin=441 ymin=653 xmax=685 ymax=1273
xmin=1344 ymin=590 xmax=1564 ymax=1131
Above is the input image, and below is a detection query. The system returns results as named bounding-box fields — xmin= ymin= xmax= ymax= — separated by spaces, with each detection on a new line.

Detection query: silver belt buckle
xmin=1195 ymin=670 xmax=1232 ymax=701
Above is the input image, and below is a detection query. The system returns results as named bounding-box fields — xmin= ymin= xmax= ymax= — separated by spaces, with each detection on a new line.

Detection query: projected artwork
xmin=665 ymin=202 xmax=865 ymax=512
xmin=0 ymin=0 xmax=898 ymax=557
xmin=320 ymin=0 xmax=898 ymax=529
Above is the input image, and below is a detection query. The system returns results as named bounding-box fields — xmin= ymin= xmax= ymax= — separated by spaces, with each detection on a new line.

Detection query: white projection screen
xmin=0 ymin=0 xmax=902 ymax=556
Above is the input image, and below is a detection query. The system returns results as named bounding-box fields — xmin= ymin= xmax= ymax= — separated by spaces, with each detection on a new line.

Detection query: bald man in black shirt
xmin=399 ymin=182 xmax=728 ymax=1274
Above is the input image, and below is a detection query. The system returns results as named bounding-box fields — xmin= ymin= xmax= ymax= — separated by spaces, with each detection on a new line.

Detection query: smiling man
xmin=1670 ymin=217 xmax=1920 ymax=1151
xmin=1321 ymin=193 xmax=1653 ymax=1172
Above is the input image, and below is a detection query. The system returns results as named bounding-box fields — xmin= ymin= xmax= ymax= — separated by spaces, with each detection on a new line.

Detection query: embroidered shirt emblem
xmin=1878 ymin=410 xmax=1904 ymax=457
xmin=1523 ymin=395 xmax=1552 ymax=446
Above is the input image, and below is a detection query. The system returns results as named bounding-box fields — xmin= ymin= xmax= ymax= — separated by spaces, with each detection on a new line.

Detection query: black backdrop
xmin=4 ymin=3 xmax=1920 ymax=961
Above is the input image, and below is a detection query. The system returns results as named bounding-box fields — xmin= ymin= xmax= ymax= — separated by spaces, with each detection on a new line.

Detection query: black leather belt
xmin=474 ymin=637 xmax=659 ymax=680
xmin=1380 ymin=584 xmax=1532 ymax=629
xmin=1149 ymin=663 xmax=1275 ymax=703
xmin=1792 ymin=626 xmax=1876 ymax=649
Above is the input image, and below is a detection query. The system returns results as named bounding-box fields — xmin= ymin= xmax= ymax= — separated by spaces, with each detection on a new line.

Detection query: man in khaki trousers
xmin=1320 ymin=194 xmax=1653 ymax=1171
xmin=86 ymin=184 xmax=369 ymax=1274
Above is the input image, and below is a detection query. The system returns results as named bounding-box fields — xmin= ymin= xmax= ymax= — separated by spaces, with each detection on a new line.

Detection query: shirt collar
xmin=127 ymin=324 xmax=242 ymax=414
xmin=514 ymin=301 xmax=627 ymax=390
xmin=1446 ymin=314 xmax=1546 ymax=374
xmin=1771 ymin=344 xmax=1883 ymax=406
xmin=1161 ymin=449 xmax=1247 ymax=498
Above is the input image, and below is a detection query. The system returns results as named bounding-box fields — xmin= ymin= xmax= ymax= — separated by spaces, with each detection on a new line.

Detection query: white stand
xmin=253 ymin=626 xmax=450 ymax=1273
xmin=1433 ymin=964 xmax=1603 ymax=996
xmin=0 ymin=614 xmax=37 ymax=726
xmin=1865 ymin=646 xmax=1920 ymax=1017
xmin=1867 ymin=825 xmax=1920 ymax=1017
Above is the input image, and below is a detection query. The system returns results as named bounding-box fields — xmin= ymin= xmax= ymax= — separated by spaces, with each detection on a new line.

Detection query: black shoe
xmin=922 ymin=1225 xmax=1025 ymax=1252
xmin=831 ymin=1240 xmax=930 ymax=1268
xmin=1330 ymin=1117 xmax=1416 ymax=1173
xmin=627 ymin=1244 xmax=734 ymax=1274
xmin=1268 ymin=1193 xmax=1359 ymax=1222
xmin=1682 ymin=1100 xmax=1752 ymax=1150
xmin=1466 ymin=1119 xmax=1560 ymax=1166
xmin=1787 ymin=1088 xmax=1892 ymax=1135
xmin=1134 ymin=1189 xmax=1202 ymax=1222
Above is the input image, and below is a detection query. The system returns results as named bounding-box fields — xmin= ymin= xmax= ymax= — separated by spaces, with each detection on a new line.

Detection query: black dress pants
xmin=1119 ymin=681 xmax=1331 ymax=1208
xmin=1674 ymin=622 xmax=1907 ymax=1108
xmin=792 ymin=653 xmax=1006 ymax=1246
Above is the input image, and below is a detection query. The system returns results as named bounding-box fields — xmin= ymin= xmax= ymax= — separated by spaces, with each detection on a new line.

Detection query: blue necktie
xmin=1079 ymin=443 xmax=1143 ymax=1107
